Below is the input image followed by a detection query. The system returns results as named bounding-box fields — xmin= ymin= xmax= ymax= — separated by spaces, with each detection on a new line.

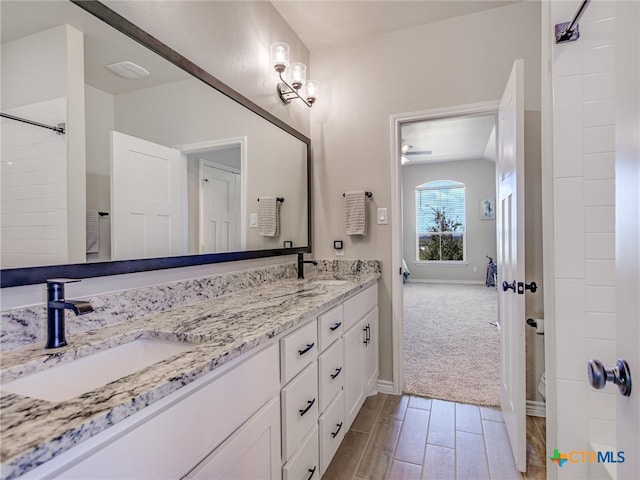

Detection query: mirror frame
xmin=1 ymin=0 xmax=311 ymax=288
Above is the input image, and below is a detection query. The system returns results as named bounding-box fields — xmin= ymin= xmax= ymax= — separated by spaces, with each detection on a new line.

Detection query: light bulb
xmin=290 ymin=62 xmax=306 ymax=90
xmin=270 ymin=42 xmax=289 ymax=73
xmin=306 ymin=79 xmax=318 ymax=105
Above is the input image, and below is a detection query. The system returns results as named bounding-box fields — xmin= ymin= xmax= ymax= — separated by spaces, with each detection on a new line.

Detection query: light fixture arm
xmin=277 ymin=71 xmax=315 ymax=107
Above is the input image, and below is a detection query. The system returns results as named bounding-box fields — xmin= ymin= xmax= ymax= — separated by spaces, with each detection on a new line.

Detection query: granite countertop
xmin=0 ymin=273 xmax=379 ymax=480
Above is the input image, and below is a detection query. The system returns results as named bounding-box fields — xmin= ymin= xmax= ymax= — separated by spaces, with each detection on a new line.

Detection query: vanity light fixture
xmin=270 ymin=42 xmax=318 ymax=107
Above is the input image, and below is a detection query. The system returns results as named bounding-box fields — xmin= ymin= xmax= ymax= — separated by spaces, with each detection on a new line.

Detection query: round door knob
xmin=587 ymin=359 xmax=632 ymax=397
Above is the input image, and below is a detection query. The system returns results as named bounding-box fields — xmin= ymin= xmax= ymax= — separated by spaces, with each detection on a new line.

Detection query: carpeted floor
xmin=403 ymin=282 xmax=501 ymax=407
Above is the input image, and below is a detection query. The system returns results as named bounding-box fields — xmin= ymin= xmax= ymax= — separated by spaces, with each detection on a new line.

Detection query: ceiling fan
xmin=401 ymin=144 xmax=432 ymax=164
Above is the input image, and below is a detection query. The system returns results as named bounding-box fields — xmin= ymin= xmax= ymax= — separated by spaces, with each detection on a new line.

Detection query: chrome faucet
xmin=297 ymin=253 xmax=318 ymax=279
xmin=46 ymin=279 xmax=93 ymax=349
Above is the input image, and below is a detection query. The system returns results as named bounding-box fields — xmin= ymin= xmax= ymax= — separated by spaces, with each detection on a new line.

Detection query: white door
xmin=200 ymin=161 xmax=240 ymax=253
xmin=496 ymin=59 xmax=526 ymax=472
xmin=614 ymin=1 xmax=639 ymax=476
xmin=111 ymin=131 xmax=184 ymax=260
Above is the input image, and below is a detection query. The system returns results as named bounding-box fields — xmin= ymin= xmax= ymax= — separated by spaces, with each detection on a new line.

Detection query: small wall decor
xmin=480 ymin=198 xmax=495 ymax=220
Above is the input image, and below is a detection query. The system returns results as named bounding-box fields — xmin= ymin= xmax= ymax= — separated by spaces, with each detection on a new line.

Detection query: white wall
xmin=310 ymin=2 xmax=542 ymax=383
xmin=402 ymin=159 xmax=497 ymax=283
xmin=549 ymin=1 xmax=618 ymax=477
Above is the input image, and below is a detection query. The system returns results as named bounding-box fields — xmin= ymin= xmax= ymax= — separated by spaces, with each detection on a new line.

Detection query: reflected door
xmin=200 ymin=161 xmax=240 ymax=253
xmin=111 ymin=131 xmax=185 ymax=260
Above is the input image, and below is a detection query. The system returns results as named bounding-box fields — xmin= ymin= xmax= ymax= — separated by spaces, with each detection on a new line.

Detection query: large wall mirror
xmin=0 ymin=0 xmax=310 ymax=287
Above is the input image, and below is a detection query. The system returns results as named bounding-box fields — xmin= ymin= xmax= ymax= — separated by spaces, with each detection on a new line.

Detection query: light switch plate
xmin=377 ymin=208 xmax=388 ymax=225
xmin=249 ymin=213 xmax=257 ymax=227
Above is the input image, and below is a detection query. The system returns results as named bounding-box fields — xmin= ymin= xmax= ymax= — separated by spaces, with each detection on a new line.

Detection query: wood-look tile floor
xmin=323 ymin=394 xmax=547 ymax=480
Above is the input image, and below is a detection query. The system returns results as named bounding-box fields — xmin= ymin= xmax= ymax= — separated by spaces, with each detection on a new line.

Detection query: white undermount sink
xmin=310 ymin=280 xmax=349 ymax=286
xmin=1 ymin=338 xmax=194 ymax=402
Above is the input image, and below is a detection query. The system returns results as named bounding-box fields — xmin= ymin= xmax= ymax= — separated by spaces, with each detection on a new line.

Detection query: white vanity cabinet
xmin=343 ymin=284 xmax=379 ymax=431
xmin=25 ymin=343 xmax=281 ymax=480
xmin=19 ymin=281 xmax=379 ymax=480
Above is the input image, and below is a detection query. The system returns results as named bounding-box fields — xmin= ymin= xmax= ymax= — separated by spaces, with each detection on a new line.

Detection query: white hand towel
xmin=258 ymin=197 xmax=280 ymax=237
xmin=344 ymin=191 xmax=368 ymax=236
xmin=86 ymin=210 xmax=100 ymax=253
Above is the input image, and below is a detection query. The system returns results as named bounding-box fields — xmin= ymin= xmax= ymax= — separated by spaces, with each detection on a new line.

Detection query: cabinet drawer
xmin=319 ymin=391 xmax=345 ymax=476
xmin=283 ymin=425 xmax=319 ymax=480
xmin=318 ymin=337 xmax=344 ymax=413
xmin=317 ymin=304 xmax=343 ymax=352
xmin=343 ymin=284 xmax=377 ymax=331
xmin=281 ymin=362 xmax=318 ymax=461
xmin=48 ymin=343 xmax=279 ymax=480
xmin=281 ymin=319 xmax=318 ymax=384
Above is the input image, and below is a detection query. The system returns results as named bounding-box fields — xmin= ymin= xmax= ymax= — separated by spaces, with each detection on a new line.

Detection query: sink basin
xmin=1 ymin=338 xmax=194 ymax=402
xmin=311 ymin=280 xmax=349 ymax=286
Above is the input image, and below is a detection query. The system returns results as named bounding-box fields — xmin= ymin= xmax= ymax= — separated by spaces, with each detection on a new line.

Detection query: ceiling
xmin=401 ymin=114 xmax=497 ymax=165
xmin=271 ymin=0 xmax=510 ymax=165
xmin=271 ymin=0 xmax=522 ymax=52
xmin=1 ymin=1 xmax=188 ymax=95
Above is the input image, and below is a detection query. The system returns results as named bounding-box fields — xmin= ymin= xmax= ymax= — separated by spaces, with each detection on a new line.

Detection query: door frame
xmin=389 ymin=100 xmax=500 ymax=395
xmin=174 ymin=137 xmax=248 ymax=251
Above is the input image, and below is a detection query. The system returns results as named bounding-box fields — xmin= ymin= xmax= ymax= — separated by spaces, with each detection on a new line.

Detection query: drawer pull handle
xmin=307 ymin=466 xmax=317 ymax=480
xmin=330 ymin=367 xmax=342 ymax=379
xmin=298 ymin=342 xmax=315 ymax=356
xmin=329 ymin=321 xmax=342 ymax=331
xmin=331 ymin=422 xmax=343 ymax=438
xmin=299 ymin=398 xmax=316 ymax=416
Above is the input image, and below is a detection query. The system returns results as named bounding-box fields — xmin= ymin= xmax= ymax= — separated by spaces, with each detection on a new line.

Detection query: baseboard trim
xmin=527 ymin=400 xmax=546 ymax=417
xmin=407 ymin=279 xmax=486 ymax=285
xmin=377 ymin=379 xmax=395 ymax=395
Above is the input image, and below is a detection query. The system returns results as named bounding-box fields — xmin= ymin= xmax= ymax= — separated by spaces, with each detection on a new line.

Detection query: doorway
xmin=390 ymin=101 xmax=501 ymax=396
xmin=397 ymin=111 xmax=500 ymax=407
xmin=174 ymin=137 xmax=247 ymax=255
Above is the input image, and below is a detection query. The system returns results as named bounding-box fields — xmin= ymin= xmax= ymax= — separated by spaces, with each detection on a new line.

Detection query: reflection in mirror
xmin=0 ymin=0 xmax=309 ymax=277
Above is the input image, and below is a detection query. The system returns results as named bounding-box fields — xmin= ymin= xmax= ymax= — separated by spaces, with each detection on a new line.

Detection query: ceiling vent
xmin=106 ymin=61 xmax=150 ymax=79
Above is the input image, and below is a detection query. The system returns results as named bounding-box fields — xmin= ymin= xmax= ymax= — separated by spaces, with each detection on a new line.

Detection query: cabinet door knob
xmin=298 ymin=342 xmax=315 ymax=356
xmin=299 ymin=398 xmax=316 ymax=416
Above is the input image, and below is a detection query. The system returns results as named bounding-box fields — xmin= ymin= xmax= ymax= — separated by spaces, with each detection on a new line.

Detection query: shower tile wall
xmin=550 ymin=0 xmax=617 ymax=478
xmin=0 ymin=98 xmax=68 ymax=268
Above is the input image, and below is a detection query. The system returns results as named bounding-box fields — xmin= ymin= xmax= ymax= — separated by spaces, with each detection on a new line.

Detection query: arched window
xmin=415 ymin=180 xmax=466 ymax=262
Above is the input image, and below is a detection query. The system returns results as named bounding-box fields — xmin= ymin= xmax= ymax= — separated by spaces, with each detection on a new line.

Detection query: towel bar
xmin=342 ymin=191 xmax=372 ymax=198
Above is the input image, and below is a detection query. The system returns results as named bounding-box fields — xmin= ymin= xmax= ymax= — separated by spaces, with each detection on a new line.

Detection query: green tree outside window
xmin=416 ymin=181 xmax=465 ymax=262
